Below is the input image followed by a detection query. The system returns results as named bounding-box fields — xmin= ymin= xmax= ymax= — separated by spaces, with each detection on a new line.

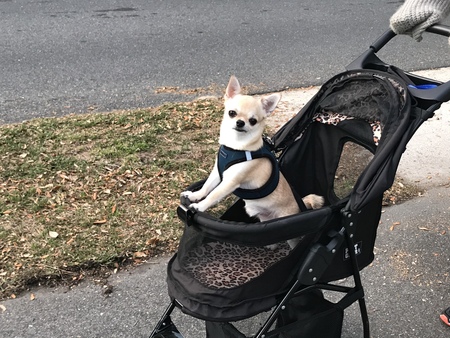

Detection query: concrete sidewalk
xmin=1 ymin=69 xmax=450 ymax=338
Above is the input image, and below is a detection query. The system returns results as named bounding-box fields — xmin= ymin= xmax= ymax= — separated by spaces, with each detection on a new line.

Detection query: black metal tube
xmin=426 ymin=24 xmax=450 ymax=37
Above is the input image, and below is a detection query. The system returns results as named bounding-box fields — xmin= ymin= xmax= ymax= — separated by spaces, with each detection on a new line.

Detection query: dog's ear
xmin=261 ymin=93 xmax=281 ymax=115
xmin=225 ymin=75 xmax=241 ymax=99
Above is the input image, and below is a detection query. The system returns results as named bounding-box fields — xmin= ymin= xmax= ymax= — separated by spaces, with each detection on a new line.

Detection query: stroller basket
xmin=151 ymin=25 xmax=450 ymax=338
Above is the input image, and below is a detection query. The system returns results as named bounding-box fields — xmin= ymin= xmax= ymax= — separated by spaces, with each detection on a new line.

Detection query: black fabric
xmin=203 ymin=290 xmax=344 ymax=338
xmin=271 ymin=290 xmax=343 ymax=338
xmin=179 ymin=205 xmax=333 ymax=246
xmin=205 ymin=322 xmax=246 ymax=338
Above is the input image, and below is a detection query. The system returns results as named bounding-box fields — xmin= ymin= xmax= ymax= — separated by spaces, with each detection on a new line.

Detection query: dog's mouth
xmin=233 ymin=127 xmax=247 ymax=133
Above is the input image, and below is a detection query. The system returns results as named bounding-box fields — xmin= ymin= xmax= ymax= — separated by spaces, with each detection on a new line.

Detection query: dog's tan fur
xmin=182 ymin=76 xmax=324 ymax=248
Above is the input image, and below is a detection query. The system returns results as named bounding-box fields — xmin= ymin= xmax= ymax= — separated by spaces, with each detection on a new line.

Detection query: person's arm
xmin=390 ymin=0 xmax=450 ymax=41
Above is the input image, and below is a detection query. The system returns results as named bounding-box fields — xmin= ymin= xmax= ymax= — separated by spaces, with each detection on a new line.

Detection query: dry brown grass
xmin=0 ymin=99 xmax=223 ymax=299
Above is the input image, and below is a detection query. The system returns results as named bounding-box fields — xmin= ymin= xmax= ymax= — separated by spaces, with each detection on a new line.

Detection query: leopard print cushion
xmin=182 ymin=241 xmax=291 ymax=289
xmin=314 ymin=112 xmax=382 ymax=146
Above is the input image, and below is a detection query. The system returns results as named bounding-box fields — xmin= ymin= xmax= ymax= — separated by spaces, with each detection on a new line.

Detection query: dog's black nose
xmin=236 ymin=120 xmax=245 ymax=128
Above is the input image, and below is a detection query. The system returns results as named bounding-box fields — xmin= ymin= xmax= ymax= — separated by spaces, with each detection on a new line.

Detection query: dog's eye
xmin=228 ymin=110 xmax=237 ymax=118
xmin=249 ymin=118 xmax=257 ymax=126
xmin=228 ymin=110 xmax=237 ymax=117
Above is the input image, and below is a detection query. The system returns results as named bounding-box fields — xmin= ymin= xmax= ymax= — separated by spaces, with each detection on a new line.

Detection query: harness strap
xmin=289 ymin=183 xmax=308 ymax=212
xmin=217 ymin=144 xmax=279 ymax=200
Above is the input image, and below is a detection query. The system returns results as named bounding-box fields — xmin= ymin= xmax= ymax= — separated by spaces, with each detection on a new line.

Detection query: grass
xmin=0 ymin=99 xmax=223 ymax=299
xmin=0 ymin=97 xmax=423 ymax=300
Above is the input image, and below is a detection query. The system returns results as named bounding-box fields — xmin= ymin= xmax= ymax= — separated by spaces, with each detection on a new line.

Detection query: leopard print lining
xmin=314 ymin=112 xmax=382 ymax=146
xmin=183 ymin=241 xmax=291 ymax=289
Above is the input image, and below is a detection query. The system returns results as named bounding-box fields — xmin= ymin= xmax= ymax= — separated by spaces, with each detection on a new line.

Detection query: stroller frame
xmin=150 ymin=25 xmax=450 ymax=338
xmin=151 ymin=209 xmax=367 ymax=338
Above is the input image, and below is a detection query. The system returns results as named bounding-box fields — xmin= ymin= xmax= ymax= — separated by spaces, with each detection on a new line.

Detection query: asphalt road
xmin=2 ymin=0 xmax=450 ymax=124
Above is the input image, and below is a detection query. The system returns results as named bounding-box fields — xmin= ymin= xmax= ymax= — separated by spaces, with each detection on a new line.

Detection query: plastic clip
xmin=177 ymin=202 xmax=196 ymax=227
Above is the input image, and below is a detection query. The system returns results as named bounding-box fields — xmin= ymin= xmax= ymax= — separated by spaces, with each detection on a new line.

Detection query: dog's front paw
xmin=189 ymin=202 xmax=207 ymax=213
xmin=181 ymin=190 xmax=203 ymax=203
xmin=181 ymin=190 xmax=193 ymax=200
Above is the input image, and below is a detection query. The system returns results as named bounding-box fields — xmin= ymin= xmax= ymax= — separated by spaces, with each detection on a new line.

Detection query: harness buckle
xmin=262 ymin=134 xmax=274 ymax=149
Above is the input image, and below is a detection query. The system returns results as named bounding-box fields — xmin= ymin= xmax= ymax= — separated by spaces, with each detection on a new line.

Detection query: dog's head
xmin=219 ymin=76 xmax=281 ymax=151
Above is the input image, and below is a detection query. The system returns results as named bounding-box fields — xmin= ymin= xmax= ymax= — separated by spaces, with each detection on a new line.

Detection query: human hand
xmin=390 ymin=0 xmax=450 ymax=41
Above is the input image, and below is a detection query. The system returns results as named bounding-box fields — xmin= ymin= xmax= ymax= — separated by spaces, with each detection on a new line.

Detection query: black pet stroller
xmin=150 ymin=25 xmax=450 ymax=338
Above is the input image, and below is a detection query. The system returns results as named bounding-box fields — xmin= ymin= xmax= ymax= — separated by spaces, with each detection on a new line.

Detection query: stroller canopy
xmin=273 ymin=69 xmax=425 ymax=212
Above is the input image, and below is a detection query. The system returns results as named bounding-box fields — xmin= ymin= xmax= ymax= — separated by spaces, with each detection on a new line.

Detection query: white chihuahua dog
xmin=182 ymin=76 xmax=324 ymax=248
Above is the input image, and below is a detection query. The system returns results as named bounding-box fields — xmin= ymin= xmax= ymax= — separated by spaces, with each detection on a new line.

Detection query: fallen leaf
xmin=418 ymin=227 xmax=430 ymax=231
xmin=0 ymin=304 xmax=6 ymax=312
xmin=133 ymin=251 xmax=147 ymax=258
xmin=146 ymin=237 xmax=158 ymax=246
xmin=30 ymin=293 xmax=35 ymax=301
xmin=93 ymin=219 xmax=107 ymax=225
xmin=59 ymin=174 xmax=78 ymax=182
xmin=111 ymin=204 xmax=117 ymax=214
xmin=390 ymin=222 xmax=401 ymax=231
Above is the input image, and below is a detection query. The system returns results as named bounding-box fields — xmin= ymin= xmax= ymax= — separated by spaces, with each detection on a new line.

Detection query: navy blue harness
xmin=217 ymin=144 xmax=280 ymax=200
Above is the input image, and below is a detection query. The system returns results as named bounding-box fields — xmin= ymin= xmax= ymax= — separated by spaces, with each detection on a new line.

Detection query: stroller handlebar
xmin=347 ymin=24 xmax=450 ymax=104
xmin=370 ymin=24 xmax=450 ymax=52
